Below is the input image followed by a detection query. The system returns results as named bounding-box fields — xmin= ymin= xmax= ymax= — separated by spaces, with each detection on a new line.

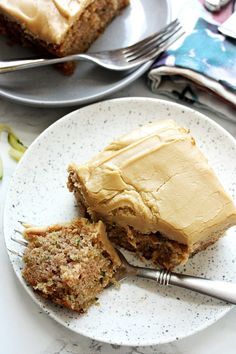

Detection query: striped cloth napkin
xmin=148 ymin=0 xmax=236 ymax=122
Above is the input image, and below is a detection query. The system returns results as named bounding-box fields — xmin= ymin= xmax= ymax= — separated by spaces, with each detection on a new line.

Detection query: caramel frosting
xmin=70 ymin=120 xmax=236 ymax=246
xmin=0 ymin=0 xmax=97 ymax=44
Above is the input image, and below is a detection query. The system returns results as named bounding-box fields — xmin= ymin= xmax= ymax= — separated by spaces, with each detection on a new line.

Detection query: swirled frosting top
xmin=70 ymin=120 xmax=236 ymax=246
xmin=0 ymin=0 xmax=95 ymax=43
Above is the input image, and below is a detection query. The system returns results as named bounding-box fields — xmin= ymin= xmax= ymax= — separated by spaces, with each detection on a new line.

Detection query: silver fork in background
xmin=0 ymin=19 xmax=184 ymax=74
xmin=115 ymin=249 xmax=236 ymax=304
xmin=10 ymin=235 xmax=236 ymax=304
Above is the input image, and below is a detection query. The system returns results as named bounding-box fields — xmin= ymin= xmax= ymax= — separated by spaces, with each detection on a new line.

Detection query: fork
xmin=9 ymin=235 xmax=236 ymax=304
xmin=115 ymin=249 xmax=236 ymax=304
xmin=0 ymin=19 xmax=184 ymax=74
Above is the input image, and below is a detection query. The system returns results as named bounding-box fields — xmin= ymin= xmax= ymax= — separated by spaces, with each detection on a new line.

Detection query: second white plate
xmin=4 ymin=98 xmax=236 ymax=346
xmin=0 ymin=0 xmax=170 ymax=107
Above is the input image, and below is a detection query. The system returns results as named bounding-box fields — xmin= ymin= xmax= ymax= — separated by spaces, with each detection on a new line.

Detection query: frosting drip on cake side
xmin=0 ymin=0 xmax=96 ymax=43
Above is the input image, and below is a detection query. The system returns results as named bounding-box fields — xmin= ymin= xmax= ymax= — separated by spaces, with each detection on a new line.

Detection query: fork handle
xmin=169 ymin=273 xmax=236 ymax=304
xmin=0 ymin=58 xmax=62 ymax=73
xmin=136 ymin=268 xmax=236 ymax=304
xmin=0 ymin=54 xmax=90 ymax=74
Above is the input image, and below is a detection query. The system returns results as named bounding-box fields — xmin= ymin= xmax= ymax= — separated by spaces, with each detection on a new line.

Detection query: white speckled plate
xmin=0 ymin=0 xmax=170 ymax=107
xmin=4 ymin=98 xmax=236 ymax=346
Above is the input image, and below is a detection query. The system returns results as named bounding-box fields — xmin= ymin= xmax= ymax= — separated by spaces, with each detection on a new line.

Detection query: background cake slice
xmin=68 ymin=120 xmax=236 ymax=269
xmin=0 ymin=0 xmax=129 ymax=74
xmin=23 ymin=218 xmax=121 ymax=312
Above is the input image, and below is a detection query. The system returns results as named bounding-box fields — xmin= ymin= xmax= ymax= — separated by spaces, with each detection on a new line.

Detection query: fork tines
xmin=8 ymin=248 xmax=24 ymax=258
xmin=122 ymin=19 xmax=184 ymax=67
xmin=11 ymin=236 xmax=28 ymax=247
xmin=8 ymin=224 xmax=28 ymax=258
xmin=123 ymin=19 xmax=180 ymax=53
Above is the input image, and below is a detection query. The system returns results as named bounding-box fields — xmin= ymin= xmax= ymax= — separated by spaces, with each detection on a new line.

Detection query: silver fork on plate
xmin=0 ymin=19 xmax=184 ymax=74
xmin=115 ymin=249 xmax=236 ymax=304
xmin=9 ymin=235 xmax=236 ymax=304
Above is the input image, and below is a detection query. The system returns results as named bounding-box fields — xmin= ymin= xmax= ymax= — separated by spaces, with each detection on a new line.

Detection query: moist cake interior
xmin=23 ymin=218 xmax=121 ymax=312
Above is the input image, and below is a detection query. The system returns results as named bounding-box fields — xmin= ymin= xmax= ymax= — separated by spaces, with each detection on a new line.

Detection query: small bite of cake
xmin=23 ymin=218 xmax=121 ymax=312
xmin=0 ymin=0 xmax=130 ymax=74
xmin=68 ymin=119 xmax=236 ymax=269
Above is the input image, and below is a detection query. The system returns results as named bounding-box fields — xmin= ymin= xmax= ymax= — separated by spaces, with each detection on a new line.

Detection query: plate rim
xmin=4 ymin=97 xmax=236 ymax=346
xmin=0 ymin=0 xmax=171 ymax=108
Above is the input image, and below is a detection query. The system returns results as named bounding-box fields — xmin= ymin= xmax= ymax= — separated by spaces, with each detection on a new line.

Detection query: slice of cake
xmin=67 ymin=120 xmax=236 ymax=269
xmin=23 ymin=218 xmax=121 ymax=312
xmin=0 ymin=0 xmax=129 ymax=74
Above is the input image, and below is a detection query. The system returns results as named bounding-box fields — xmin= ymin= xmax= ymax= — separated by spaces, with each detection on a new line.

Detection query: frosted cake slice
xmin=67 ymin=120 xmax=236 ymax=269
xmin=0 ymin=0 xmax=129 ymax=74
